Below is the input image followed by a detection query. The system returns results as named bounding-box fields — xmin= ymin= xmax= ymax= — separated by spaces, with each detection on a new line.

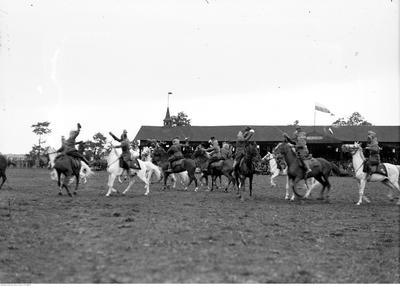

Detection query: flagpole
xmin=313 ymin=107 xmax=316 ymax=131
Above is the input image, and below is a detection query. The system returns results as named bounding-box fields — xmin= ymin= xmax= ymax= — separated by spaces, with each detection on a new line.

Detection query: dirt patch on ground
xmin=0 ymin=168 xmax=399 ymax=283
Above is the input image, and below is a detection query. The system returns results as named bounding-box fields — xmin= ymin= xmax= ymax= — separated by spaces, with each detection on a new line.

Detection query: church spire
xmin=163 ymin=92 xmax=173 ymax=128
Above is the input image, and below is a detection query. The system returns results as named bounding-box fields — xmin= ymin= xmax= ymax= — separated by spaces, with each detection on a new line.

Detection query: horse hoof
xmin=68 ymin=193 xmax=72 ymax=197
xmin=144 ymin=193 xmax=149 ymax=196
xmin=194 ymin=187 xmax=198 ymax=192
xmin=58 ymin=192 xmax=62 ymax=196
xmin=73 ymin=192 xmax=77 ymax=195
xmin=317 ymin=197 xmax=324 ymax=201
xmin=356 ymin=202 xmax=361 ymax=206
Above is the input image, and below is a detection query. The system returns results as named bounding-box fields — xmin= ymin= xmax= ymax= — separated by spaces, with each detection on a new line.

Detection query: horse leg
xmin=240 ymin=177 xmax=246 ymax=202
xmin=73 ymin=172 xmax=80 ymax=195
xmin=382 ymin=179 xmax=400 ymax=203
xmin=163 ymin=172 xmax=169 ymax=191
xmin=0 ymin=173 xmax=6 ymax=190
xmin=271 ymin=171 xmax=278 ymax=187
xmin=106 ymin=173 xmax=117 ymax=196
xmin=57 ymin=170 xmax=63 ymax=195
xmin=291 ymin=177 xmax=303 ymax=200
xmin=356 ymin=179 xmax=367 ymax=206
xmin=285 ymin=176 xmax=290 ymax=200
xmin=63 ymin=176 xmax=72 ymax=197
xmin=122 ymin=176 xmax=135 ymax=195
xmin=249 ymin=175 xmax=253 ymax=198
xmin=139 ymin=170 xmax=150 ymax=196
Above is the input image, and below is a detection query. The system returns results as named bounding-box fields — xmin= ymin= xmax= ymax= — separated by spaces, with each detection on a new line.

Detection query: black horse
xmin=46 ymin=147 xmax=82 ymax=197
xmin=152 ymin=145 xmax=198 ymax=191
xmin=0 ymin=154 xmax=16 ymax=190
xmin=234 ymin=142 xmax=259 ymax=201
xmin=193 ymin=148 xmax=235 ymax=192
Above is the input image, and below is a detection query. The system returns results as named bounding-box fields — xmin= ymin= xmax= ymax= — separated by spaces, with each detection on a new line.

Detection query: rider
xmin=221 ymin=142 xmax=233 ymax=160
xmin=204 ymin=137 xmax=222 ymax=170
xmin=363 ymin=130 xmax=381 ymax=181
xmin=283 ymin=126 xmax=312 ymax=176
xmin=56 ymin=123 xmax=90 ymax=165
xmin=166 ymin=137 xmax=184 ymax=172
xmin=182 ymin=137 xmax=194 ymax=158
xmin=233 ymin=126 xmax=256 ymax=169
xmin=109 ymin=129 xmax=140 ymax=175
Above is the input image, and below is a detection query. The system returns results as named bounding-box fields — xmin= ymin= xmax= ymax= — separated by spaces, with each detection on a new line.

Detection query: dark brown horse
xmin=152 ymin=145 xmax=198 ymax=191
xmin=273 ymin=141 xmax=341 ymax=201
xmin=47 ymin=147 xmax=81 ymax=197
xmin=0 ymin=155 xmax=16 ymax=190
xmin=234 ymin=142 xmax=259 ymax=201
xmin=193 ymin=148 xmax=235 ymax=192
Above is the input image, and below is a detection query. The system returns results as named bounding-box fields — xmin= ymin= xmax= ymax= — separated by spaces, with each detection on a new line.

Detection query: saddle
xmin=370 ymin=163 xmax=388 ymax=177
xmin=119 ymin=157 xmax=141 ymax=170
xmin=171 ymin=159 xmax=185 ymax=169
xmin=210 ymin=159 xmax=224 ymax=168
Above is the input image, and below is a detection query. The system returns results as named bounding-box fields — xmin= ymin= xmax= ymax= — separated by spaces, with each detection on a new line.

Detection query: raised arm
xmin=109 ymin=132 xmax=121 ymax=142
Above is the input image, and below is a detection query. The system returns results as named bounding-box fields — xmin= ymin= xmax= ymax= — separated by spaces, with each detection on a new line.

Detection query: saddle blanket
xmin=371 ymin=163 xmax=388 ymax=177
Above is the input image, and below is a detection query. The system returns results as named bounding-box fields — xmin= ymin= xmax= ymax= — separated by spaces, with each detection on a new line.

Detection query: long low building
xmin=134 ymin=125 xmax=400 ymax=163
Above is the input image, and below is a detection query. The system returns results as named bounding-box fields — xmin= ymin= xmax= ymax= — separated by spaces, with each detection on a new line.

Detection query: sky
xmin=0 ymin=0 xmax=399 ymax=154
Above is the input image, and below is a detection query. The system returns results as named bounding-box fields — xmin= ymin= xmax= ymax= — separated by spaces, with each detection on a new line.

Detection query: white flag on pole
xmin=315 ymin=102 xmax=335 ymax=116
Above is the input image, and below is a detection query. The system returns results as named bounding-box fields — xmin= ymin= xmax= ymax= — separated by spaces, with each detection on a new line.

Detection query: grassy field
xmin=0 ymin=168 xmax=399 ymax=283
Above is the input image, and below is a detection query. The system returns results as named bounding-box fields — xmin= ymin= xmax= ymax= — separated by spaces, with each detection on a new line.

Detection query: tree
xmin=332 ymin=112 xmax=372 ymax=126
xmin=171 ymin=111 xmax=191 ymax=127
xmin=86 ymin=132 xmax=107 ymax=161
xmin=29 ymin=121 xmax=52 ymax=166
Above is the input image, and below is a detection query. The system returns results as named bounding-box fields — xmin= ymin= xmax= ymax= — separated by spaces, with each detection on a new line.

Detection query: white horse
xmin=262 ymin=151 xmax=315 ymax=201
xmin=48 ymin=147 xmax=94 ymax=184
xmin=141 ymin=145 xmax=189 ymax=189
xmin=342 ymin=142 xmax=400 ymax=205
xmin=105 ymin=147 xmax=161 ymax=196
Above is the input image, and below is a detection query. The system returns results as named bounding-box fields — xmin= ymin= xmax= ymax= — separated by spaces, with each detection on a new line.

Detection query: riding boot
xmin=166 ymin=162 xmax=173 ymax=173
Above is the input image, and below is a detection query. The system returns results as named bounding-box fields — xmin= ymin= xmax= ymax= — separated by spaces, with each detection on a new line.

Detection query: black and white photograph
xmin=0 ymin=0 xmax=399 ymax=283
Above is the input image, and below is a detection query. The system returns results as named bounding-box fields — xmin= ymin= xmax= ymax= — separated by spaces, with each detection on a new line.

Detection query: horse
xmin=47 ymin=147 xmax=94 ymax=185
xmin=46 ymin=147 xmax=85 ymax=196
xmin=261 ymin=151 xmax=314 ymax=201
xmin=342 ymin=142 xmax=400 ymax=205
xmin=0 ymin=154 xmax=16 ymax=190
xmin=273 ymin=141 xmax=341 ymax=202
xmin=193 ymin=148 xmax=235 ymax=192
xmin=234 ymin=142 xmax=259 ymax=201
xmin=152 ymin=145 xmax=198 ymax=192
xmin=142 ymin=145 xmax=189 ymax=188
xmin=105 ymin=147 xmax=161 ymax=196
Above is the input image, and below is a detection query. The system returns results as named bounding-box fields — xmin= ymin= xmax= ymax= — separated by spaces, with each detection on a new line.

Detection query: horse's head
xmin=244 ymin=142 xmax=259 ymax=160
xmin=261 ymin=152 xmax=273 ymax=163
xmin=152 ymin=146 xmax=167 ymax=164
xmin=341 ymin=142 xmax=362 ymax=155
xmin=44 ymin=147 xmax=57 ymax=168
xmin=193 ymin=147 xmax=207 ymax=159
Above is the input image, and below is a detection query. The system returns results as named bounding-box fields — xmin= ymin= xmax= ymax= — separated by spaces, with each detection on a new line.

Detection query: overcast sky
xmin=0 ymin=0 xmax=398 ymax=154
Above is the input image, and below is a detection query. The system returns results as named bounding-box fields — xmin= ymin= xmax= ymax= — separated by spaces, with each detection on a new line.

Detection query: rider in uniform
xmin=233 ymin=126 xmax=256 ymax=169
xmin=166 ymin=137 xmax=184 ymax=172
xmin=56 ymin=123 xmax=90 ymax=165
xmin=221 ymin=142 xmax=233 ymax=160
xmin=109 ymin=129 xmax=140 ymax=175
xmin=283 ymin=126 xmax=312 ymax=176
xmin=204 ymin=138 xmax=222 ymax=170
xmin=363 ymin=130 xmax=381 ymax=181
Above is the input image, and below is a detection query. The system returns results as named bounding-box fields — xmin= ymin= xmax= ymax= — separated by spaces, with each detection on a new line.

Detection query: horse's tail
xmin=145 ymin=161 xmax=161 ymax=181
xmin=330 ymin=162 xmax=343 ymax=176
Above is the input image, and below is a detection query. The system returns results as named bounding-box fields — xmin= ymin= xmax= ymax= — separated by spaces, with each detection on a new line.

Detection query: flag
xmin=315 ymin=102 xmax=335 ymax=116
